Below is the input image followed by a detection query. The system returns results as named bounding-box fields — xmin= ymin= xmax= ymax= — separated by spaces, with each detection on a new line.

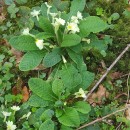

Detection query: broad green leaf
xmin=41 ymin=3 xmax=48 ymax=18
xmin=43 ymin=48 xmax=61 ymax=68
xmin=19 ymin=51 xmax=45 ymax=71
xmin=28 ymin=94 xmax=49 ymax=107
xmin=79 ymin=65 xmax=95 ymax=89
xmin=87 ymin=40 xmax=108 ymax=51
xmin=36 ymin=32 xmax=54 ymax=40
xmin=39 ymin=16 xmax=55 ymax=35
xmin=67 ymin=48 xmax=84 ymax=69
xmin=53 ymin=0 xmax=69 ymax=11
xmin=79 ymin=16 xmax=108 ymax=38
xmin=74 ymin=101 xmax=91 ymax=114
xmin=61 ymin=34 xmax=81 ymax=47
xmin=9 ymin=35 xmax=38 ymax=51
xmin=58 ymin=107 xmax=80 ymax=127
xmin=65 ymin=0 xmax=86 ymax=20
xmin=52 ymin=78 xmax=64 ymax=97
xmin=58 ymin=64 xmax=82 ymax=92
xmin=40 ymin=109 xmax=54 ymax=121
xmin=28 ymin=78 xmax=56 ymax=102
xmin=70 ymin=0 xmax=86 ymax=15
xmin=39 ymin=119 xmax=54 ymax=130
xmin=61 ymin=125 xmax=73 ymax=130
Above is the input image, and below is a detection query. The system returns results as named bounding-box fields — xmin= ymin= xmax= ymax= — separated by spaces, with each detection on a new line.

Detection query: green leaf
xmin=67 ymin=48 xmax=84 ymax=69
xmin=57 ymin=64 xmax=82 ymax=92
xmin=7 ymin=3 xmax=19 ymax=18
xmin=36 ymin=32 xmax=54 ymax=40
xmin=61 ymin=125 xmax=73 ymax=130
xmin=53 ymin=0 xmax=69 ymax=11
xmin=40 ymin=109 xmax=54 ymax=121
xmin=19 ymin=51 xmax=45 ymax=71
xmin=69 ymin=0 xmax=86 ymax=17
xmin=52 ymin=78 xmax=64 ymax=97
xmin=5 ymin=0 xmax=14 ymax=5
xmin=74 ymin=101 xmax=91 ymax=114
xmin=28 ymin=78 xmax=56 ymax=102
xmin=28 ymin=94 xmax=49 ymax=107
xmin=79 ymin=16 xmax=108 ymax=38
xmin=79 ymin=65 xmax=95 ymax=89
xmin=61 ymin=34 xmax=81 ymax=47
xmin=39 ymin=119 xmax=55 ymax=130
xmin=9 ymin=35 xmax=38 ymax=51
xmin=57 ymin=107 xmax=80 ymax=127
xmin=15 ymin=0 xmax=27 ymax=4
xmin=43 ymin=48 xmax=61 ymax=68
xmin=110 ymin=13 xmax=120 ymax=21
xmin=39 ymin=16 xmax=55 ymax=35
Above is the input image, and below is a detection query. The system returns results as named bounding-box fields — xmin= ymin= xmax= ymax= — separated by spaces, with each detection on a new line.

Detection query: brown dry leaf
xmin=22 ymin=86 xmax=30 ymax=102
xmin=110 ymin=72 xmax=122 ymax=80
xmin=12 ymin=77 xmax=23 ymax=95
xmin=88 ymin=84 xmax=109 ymax=106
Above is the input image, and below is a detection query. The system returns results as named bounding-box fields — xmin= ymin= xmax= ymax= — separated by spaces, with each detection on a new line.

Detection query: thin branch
xmin=76 ymin=105 xmax=130 ymax=130
xmin=126 ymin=72 xmax=130 ymax=103
xmin=85 ymin=44 xmax=130 ymax=100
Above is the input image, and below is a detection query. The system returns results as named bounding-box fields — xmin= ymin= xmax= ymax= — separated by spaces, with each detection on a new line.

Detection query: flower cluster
xmin=1 ymin=106 xmax=31 ymax=130
xmin=66 ymin=11 xmax=83 ymax=34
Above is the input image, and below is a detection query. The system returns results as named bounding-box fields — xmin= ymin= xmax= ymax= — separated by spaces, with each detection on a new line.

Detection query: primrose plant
xmin=9 ymin=0 xmax=111 ymax=129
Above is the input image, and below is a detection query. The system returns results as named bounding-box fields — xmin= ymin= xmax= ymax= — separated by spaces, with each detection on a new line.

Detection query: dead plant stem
xmin=85 ymin=44 xmax=130 ymax=100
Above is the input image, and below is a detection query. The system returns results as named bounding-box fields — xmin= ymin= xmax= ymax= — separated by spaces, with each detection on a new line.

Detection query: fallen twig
xmin=85 ymin=44 xmax=130 ymax=100
xmin=76 ymin=105 xmax=130 ymax=130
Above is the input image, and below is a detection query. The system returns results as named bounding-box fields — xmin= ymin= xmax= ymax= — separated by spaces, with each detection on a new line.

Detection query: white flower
xmin=2 ymin=111 xmax=11 ymax=117
xmin=11 ymin=106 xmax=20 ymax=111
xmin=21 ymin=112 xmax=31 ymax=120
xmin=6 ymin=121 xmax=17 ymax=130
xmin=22 ymin=28 xmax=30 ymax=35
xmin=77 ymin=11 xmax=83 ymax=20
xmin=36 ymin=39 xmax=44 ymax=50
xmin=67 ymin=22 xmax=79 ymax=33
xmin=74 ymin=88 xmax=87 ymax=99
xmin=45 ymin=2 xmax=52 ymax=9
xmin=62 ymin=55 xmax=67 ymax=64
xmin=71 ymin=16 xmax=79 ymax=24
xmin=55 ymin=18 xmax=65 ymax=26
xmin=31 ymin=9 xmax=40 ymax=20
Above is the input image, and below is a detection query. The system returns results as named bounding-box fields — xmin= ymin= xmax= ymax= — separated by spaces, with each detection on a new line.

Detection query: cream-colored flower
xmin=6 ymin=121 xmax=17 ymax=130
xmin=71 ymin=16 xmax=79 ymax=24
xmin=67 ymin=22 xmax=79 ymax=33
xmin=74 ymin=88 xmax=87 ymax=99
xmin=55 ymin=18 xmax=65 ymax=26
xmin=77 ymin=11 xmax=83 ymax=20
xmin=22 ymin=28 xmax=30 ymax=35
xmin=31 ymin=9 xmax=40 ymax=20
xmin=2 ymin=111 xmax=11 ymax=117
xmin=11 ymin=106 xmax=20 ymax=111
xmin=36 ymin=39 xmax=44 ymax=50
